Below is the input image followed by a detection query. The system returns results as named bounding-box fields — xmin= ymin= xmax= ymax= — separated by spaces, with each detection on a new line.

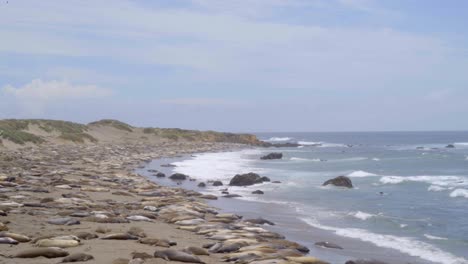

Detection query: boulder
xmin=260 ymin=152 xmax=283 ymax=160
xmin=197 ymin=182 xmax=206 ymax=187
xmin=260 ymin=176 xmax=270 ymax=182
xmin=155 ymin=172 xmax=166 ymax=178
xmin=252 ymin=190 xmax=264 ymax=194
xmin=212 ymin=181 xmax=223 ymax=186
xmin=229 ymin=173 xmax=268 ymax=186
xmin=446 ymin=144 xmax=455 ymax=148
xmin=322 ymin=176 xmax=353 ymax=188
xmin=169 ymin=173 xmax=188 ymax=181
xmin=222 ymin=194 xmax=242 ymax=198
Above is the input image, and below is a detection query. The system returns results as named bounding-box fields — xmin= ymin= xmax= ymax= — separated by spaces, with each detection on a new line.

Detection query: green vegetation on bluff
xmin=143 ymin=127 xmax=260 ymax=145
xmin=0 ymin=118 xmax=262 ymax=146
xmin=0 ymin=120 xmax=45 ymax=145
xmin=0 ymin=119 xmax=96 ymax=144
xmin=88 ymin=119 xmax=133 ymax=132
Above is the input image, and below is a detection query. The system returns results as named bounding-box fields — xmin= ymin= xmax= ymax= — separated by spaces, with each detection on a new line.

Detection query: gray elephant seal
xmin=154 ymin=249 xmax=206 ymax=263
xmin=60 ymin=253 xmax=94 ymax=263
xmin=0 ymin=237 xmax=18 ymax=244
xmin=14 ymin=247 xmax=69 ymax=258
xmin=101 ymin=233 xmax=138 ymax=240
xmin=182 ymin=246 xmax=210 ymax=256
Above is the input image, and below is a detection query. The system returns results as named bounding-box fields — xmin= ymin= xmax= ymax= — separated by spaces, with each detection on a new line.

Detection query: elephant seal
xmin=101 ymin=233 xmax=138 ymax=240
xmin=154 ymin=249 xmax=206 ymax=263
xmin=314 ymin=241 xmax=343 ymax=250
xmin=47 ymin=217 xmax=80 ymax=226
xmin=75 ymin=231 xmax=98 ymax=240
xmin=0 ymin=237 xmax=18 ymax=244
xmin=286 ymin=256 xmax=330 ymax=264
xmin=60 ymin=253 xmax=94 ymax=262
xmin=35 ymin=239 xmax=80 ymax=248
xmin=139 ymin=237 xmax=175 ymax=247
xmin=14 ymin=247 xmax=69 ymax=258
xmin=131 ymin=252 xmax=153 ymax=259
xmin=0 ymin=232 xmax=31 ymax=242
xmin=182 ymin=246 xmax=210 ymax=256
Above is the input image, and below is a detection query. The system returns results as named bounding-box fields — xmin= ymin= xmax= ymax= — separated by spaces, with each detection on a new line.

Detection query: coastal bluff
xmin=0 ymin=119 xmax=264 ymax=149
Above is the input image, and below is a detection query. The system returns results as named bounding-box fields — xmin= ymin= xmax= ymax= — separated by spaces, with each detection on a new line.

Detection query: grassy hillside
xmin=0 ymin=119 xmax=262 ymax=147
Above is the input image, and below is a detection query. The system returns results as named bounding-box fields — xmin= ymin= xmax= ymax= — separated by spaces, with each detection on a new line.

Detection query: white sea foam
xmin=297 ymin=141 xmax=347 ymax=147
xmin=347 ymin=170 xmax=378 ymax=177
xmin=449 ymin=189 xmax=468 ymax=198
xmin=372 ymin=158 xmax=381 ymax=161
xmin=301 ymin=218 xmax=467 ymax=264
xmin=330 ymin=157 xmax=368 ymax=163
xmin=379 ymin=175 xmax=468 ymax=187
xmin=265 ymin=137 xmax=293 ymax=142
xmin=290 ymin=157 xmax=322 ymax=162
xmin=428 ymin=185 xmax=448 ymax=192
xmin=424 ymin=234 xmax=449 ymax=240
xmin=454 ymin=142 xmax=468 ymax=147
xmin=172 ymin=149 xmax=264 ymax=181
xmin=349 ymin=211 xmax=374 ymax=220
xmin=297 ymin=141 xmax=322 ymax=146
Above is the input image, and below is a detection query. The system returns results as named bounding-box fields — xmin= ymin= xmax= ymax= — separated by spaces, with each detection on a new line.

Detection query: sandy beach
xmin=0 ymin=139 xmax=333 ymax=264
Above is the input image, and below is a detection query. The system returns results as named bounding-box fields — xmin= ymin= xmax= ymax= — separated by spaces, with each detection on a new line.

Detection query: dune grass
xmin=88 ymin=119 xmax=133 ymax=132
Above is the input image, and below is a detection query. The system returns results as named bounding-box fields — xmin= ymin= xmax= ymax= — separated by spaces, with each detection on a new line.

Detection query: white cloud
xmin=159 ymin=98 xmax=244 ymax=106
xmin=2 ymin=79 xmax=112 ymax=115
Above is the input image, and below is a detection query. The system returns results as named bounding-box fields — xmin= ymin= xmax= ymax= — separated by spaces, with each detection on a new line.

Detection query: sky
xmin=1 ymin=0 xmax=468 ymax=132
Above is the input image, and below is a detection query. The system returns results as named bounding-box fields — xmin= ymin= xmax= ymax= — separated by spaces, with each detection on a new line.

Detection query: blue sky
xmin=1 ymin=0 xmax=467 ymax=132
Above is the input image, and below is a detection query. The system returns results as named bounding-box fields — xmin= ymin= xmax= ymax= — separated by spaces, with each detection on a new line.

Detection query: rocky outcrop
xmin=229 ymin=173 xmax=270 ymax=186
xmin=197 ymin=182 xmax=206 ymax=187
xmin=169 ymin=173 xmax=188 ymax=181
xmin=260 ymin=152 xmax=283 ymax=160
xmin=322 ymin=176 xmax=353 ymax=188
xmin=446 ymin=144 xmax=455 ymax=148
xmin=212 ymin=181 xmax=223 ymax=186
xmin=252 ymin=190 xmax=264 ymax=194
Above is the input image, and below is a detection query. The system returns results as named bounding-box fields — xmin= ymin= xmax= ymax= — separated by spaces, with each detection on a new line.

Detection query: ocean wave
xmin=329 ymin=157 xmax=368 ymax=163
xmin=424 ymin=234 xmax=449 ymax=241
xmin=379 ymin=175 xmax=468 ymax=187
xmin=290 ymin=157 xmax=322 ymax=162
xmin=348 ymin=211 xmax=375 ymax=220
xmin=428 ymin=185 xmax=448 ymax=192
xmin=172 ymin=149 xmax=265 ymax=181
xmin=372 ymin=158 xmax=381 ymax=161
xmin=297 ymin=141 xmax=347 ymax=147
xmin=347 ymin=170 xmax=378 ymax=177
xmin=449 ymin=189 xmax=468 ymax=198
xmin=454 ymin=142 xmax=468 ymax=148
xmin=265 ymin=137 xmax=293 ymax=142
xmin=301 ymin=217 xmax=467 ymax=264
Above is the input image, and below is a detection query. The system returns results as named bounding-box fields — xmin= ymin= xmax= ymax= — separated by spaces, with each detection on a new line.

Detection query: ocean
xmin=141 ymin=131 xmax=468 ymax=264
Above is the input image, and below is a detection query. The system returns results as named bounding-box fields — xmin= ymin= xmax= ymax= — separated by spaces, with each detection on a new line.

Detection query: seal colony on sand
xmin=0 ymin=119 xmax=384 ymax=264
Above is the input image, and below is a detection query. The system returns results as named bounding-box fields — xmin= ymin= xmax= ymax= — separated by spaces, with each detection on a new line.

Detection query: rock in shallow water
xmin=260 ymin=152 xmax=283 ymax=160
xmin=169 ymin=173 xmax=188 ymax=180
xmin=322 ymin=176 xmax=353 ymax=188
xmin=229 ymin=172 xmax=269 ymax=186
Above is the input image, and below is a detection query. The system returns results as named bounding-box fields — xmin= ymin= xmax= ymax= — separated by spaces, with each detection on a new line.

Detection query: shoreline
xmin=141 ymin=149 xmax=446 ymax=264
xmin=0 ymin=141 xmax=335 ymax=264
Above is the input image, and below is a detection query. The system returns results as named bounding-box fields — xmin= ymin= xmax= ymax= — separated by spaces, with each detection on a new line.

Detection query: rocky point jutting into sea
xmin=0 ymin=119 xmax=371 ymax=264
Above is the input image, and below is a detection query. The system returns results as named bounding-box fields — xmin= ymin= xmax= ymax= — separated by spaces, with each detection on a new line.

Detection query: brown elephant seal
xmin=131 ymin=251 xmax=153 ymax=259
xmin=154 ymin=249 xmax=206 ymax=263
xmin=182 ymin=246 xmax=210 ymax=256
xmin=112 ymin=258 xmax=130 ymax=264
xmin=0 ymin=231 xmax=31 ymax=242
xmin=75 ymin=231 xmax=98 ymax=240
xmin=60 ymin=253 xmax=94 ymax=262
xmin=14 ymin=247 xmax=70 ymax=258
